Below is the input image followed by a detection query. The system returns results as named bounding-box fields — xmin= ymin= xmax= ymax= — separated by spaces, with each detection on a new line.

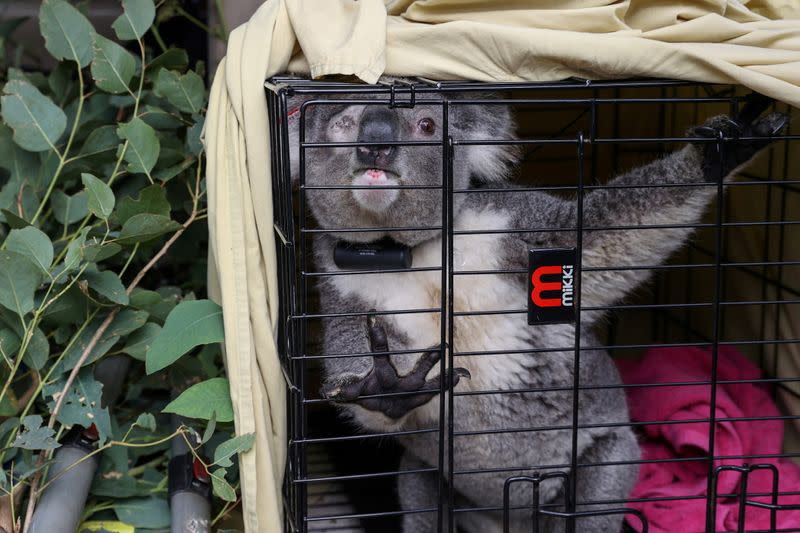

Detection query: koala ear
xmin=455 ymin=98 xmax=520 ymax=184
xmin=279 ymin=92 xmax=315 ymax=187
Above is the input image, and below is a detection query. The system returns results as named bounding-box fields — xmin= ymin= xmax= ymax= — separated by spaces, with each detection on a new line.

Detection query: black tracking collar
xmin=333 ymin=238 xmax=413 ymax=270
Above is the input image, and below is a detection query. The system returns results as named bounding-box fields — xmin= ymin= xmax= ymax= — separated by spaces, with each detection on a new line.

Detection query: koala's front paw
xmin=320 ymin=314 xmax=470 ymax=419
xmin=689 ymin=93 xmax=789 ymax=180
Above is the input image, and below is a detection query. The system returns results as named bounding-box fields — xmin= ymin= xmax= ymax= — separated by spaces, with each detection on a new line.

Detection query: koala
xmin=284 ymin=83 xmax=788 ymax=533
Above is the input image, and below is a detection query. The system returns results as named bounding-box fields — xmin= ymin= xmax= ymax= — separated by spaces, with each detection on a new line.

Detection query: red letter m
xmin=531 ymin=265 xmax=563 ymax=307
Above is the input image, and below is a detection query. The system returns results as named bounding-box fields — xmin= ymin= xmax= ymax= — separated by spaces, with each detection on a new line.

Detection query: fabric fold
xmin=617 ymin=347 xmax=800 ymax=533
xmin=206 ymin=2 xmax=800 ymax=531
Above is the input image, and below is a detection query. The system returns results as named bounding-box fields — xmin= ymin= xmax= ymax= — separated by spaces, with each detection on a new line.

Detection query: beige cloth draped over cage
xmin=204 ymin=1 xmax=800 ymax=531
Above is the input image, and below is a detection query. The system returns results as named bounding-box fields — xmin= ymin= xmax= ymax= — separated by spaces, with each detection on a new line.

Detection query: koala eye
xmin=334 ymin=116 xmax=355 ymax=130
xmin=417 ymin=117 xmax=436 ymax=135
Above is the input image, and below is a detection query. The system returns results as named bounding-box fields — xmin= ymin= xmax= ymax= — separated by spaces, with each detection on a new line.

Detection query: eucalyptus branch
xmin=21 ymin=161 xmax=203 ymax=533
xmin=31 ymin=64 xmax=86 ymax=225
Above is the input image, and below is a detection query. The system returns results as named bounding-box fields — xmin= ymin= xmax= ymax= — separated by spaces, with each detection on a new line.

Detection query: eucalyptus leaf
xmin=0 ymin=123 xmax=39 ymax=182
xmin=56 ymin=310 xmax=147 ymax=373
xmin=91 ymin=34 xmax=137 ymax=95
xmin=46 ymin=371 xmax=113 ymax=444
xmin=51 ymin=189 xmax=88 ymax=225
xmin=211 ymin=468 xmax=236 ymax=502
xmin=186 ymin=116 xmax=204 ymax=155
xmin=24 ymin=327 xmax=50 ymax=371
xmin=134 ymin=412 xmax=156 ymax=432
xmin=39 ymin=0 xmax=95 ymax=67
xmin=113 ymin=496 xmax=169 ymax=528
xmin=0 ymin=329 xmax=21 ymax=364
xmin=113 ymin=185 xmax=170 ymax=226
xmin=1 ymin=79 xmax=66 ymax=152
xmin=112 ymin=0 xmax=156 ymax=41
xmin=117 ymin=213 xmax=180 ymax=245
xmin=0 ymin=209 xmax=30 ymax=229
xmin=154 ymin=69 xmax=205 ymax=114
xmin=79 ymin=125 xmax=119 ymax=157
xmin=82 ymin=269 xmax=128 ymax=305
xmin=4 ymin=226 xmax=53 ymax=275
xmin=83 ymin=241 xmax=122 ymax=262
xmin=0 ymin=251 xmax=41 ymax=317
xmin=145 ymin=300 xmax=224 ymax=374
xmin=202 ymin=412 xmax=216 ymax=444
xmin=213 ymin=433 xmax=256 ymax=468
xmin=82 ymin=173 xmax=115 ymax=219
xmin=162 ymin=378 xmax=233 ymax=422
xmin=13 ymin=415 xmax=59 ymax=450
xmin=148 ymin=48 xmax=188 ymax=75
xmin=117 ymin=118 xmax=160 ymax=176
xmin=120 ymin=322 xmax=161 ymax=361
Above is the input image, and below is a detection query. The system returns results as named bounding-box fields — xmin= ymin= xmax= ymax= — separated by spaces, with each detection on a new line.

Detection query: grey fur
xmin=286 ymin=86 xmax=787 ymax=532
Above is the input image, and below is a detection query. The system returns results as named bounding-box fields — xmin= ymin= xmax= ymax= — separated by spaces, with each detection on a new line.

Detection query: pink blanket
xmin=616 ymin=346 xmax=800 ymax=533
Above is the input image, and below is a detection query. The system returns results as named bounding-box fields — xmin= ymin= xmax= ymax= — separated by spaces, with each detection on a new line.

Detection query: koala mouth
xmin=351 ymin=168 xmax=400 ymax=213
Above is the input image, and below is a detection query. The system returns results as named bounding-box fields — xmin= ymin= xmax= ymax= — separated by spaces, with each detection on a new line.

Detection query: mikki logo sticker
xmin=528 ymin=248 xmax=577 ymax=325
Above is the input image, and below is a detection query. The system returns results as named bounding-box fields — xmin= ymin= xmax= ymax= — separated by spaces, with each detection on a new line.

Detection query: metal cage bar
xmin=267 ymin=77 xmax=799 ymax=533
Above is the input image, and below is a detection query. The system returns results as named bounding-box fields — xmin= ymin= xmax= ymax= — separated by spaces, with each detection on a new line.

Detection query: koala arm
xmin=512 ymin=111 xmax=787 ymax=318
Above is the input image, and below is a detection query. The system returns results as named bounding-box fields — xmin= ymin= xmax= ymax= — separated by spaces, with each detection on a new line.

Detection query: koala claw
xmin=320 ymin=313 xmax=470 ymax=419
xmin=688 ymin=93 xmax=789 ymax=180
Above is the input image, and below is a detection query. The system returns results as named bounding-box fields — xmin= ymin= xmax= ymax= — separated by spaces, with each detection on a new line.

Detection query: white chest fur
xmin=329 ymin=207 xmax=535 ymax=427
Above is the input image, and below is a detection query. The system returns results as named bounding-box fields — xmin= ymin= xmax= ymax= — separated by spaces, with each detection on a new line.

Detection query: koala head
xmin=287 ymin=87 xmax=518 ymax=247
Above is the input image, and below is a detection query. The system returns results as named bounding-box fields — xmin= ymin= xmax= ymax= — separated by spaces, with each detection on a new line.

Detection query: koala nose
xmin=356 ymin=107 xmax=398 ymax=167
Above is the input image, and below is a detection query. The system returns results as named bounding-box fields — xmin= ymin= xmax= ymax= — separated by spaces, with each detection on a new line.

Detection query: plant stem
xmin=31 ymin=65 xmax=85 ymax=225
xmin=21 ymin=162 xmax=203 ymax=533
xmin=213 ymin=0 xmax=230 ymax=42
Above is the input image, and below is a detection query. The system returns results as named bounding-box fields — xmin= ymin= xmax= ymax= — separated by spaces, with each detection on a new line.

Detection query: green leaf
xmin=45 ymin=371 xmax=113 ymax=444
xmin=186 ymin=115 xmax=204 ymax=155
xmin=0 ymin=251 xmax=41 ymax=317
xmin=213 ymin=433 xmax=255 ymax=468
xmin=82 ymin=269 xmax=128 ymax=305
xmin=0 ymin=329 xmax=21 ymax=364
xmin=0 ymin=122 xmax=38 ymax=182
xmin=154 ymin=69 xmax=205 ymax=114
xmin=91 ymin=34 xmax=136 ymax=94
xmin=113 ymin=496 xmax=169 ymax=528
xmin=51 ymin=189 xmax=88 ymax=225
xmin=202 ymin=412 xmax=216 ymax=444
xmin=113 ymin=185 xmax=170 ymax=226
xmin=0 ymin=210 xmax=30 ymax=229
xmin=4 ymin=227 xmax=54 ymax=275
xmin=24 ymin=327 xmax=49 ymax=371
xmin=61 ymin=227 xmax=90 ymax=273
xmin=120 ymin=322 xmax=160 ymax=361
xmin=117 ymin=213 xmax=180 ymax=245
xmin=13 ymin=415 xmax=59 ymax=450
xmin=134 ymin=412 xmax=156 ymax=432
xmin=0 ymin=79 xmax=66 ymax=152
xmin=117 ymin=118 xmax=160 ymax=176
xmin=56 ymin=310 xmax=147 ymax=373
xmin=79 ymin=125 xmax=119 ymax=157
xmin=112 ymin=0 xmax=156 ymax=41
xmin=81 ymin=173 xmax=115 ymax=219
xmin=39 ymin=0 xmax=95 ymax=67
xmin=147 ymin=48 xmax=188 ymax=75
xmin=83 ymin=241 xmax=122 ymax=262
xmin=211 ymin=468 xmax=236 ymax=502
xmin=0 ymin=392 xmax=17 ymax=418
xmin=145 ymin=300 xmax=224 ymax=374
xmin=139 ymin=105 xmax=183 ymax=130
xmin=163 ymin=378 xmax=233 ymax=422
xmin=129 ymin=288 xmax=178 ymax=323
xmin=91 ymin=475 xmax=144 ymax=498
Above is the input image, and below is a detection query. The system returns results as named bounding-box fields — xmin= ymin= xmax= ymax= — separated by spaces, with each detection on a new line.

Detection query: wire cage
xmin=266 ymin=76 xmax=800 ymax=533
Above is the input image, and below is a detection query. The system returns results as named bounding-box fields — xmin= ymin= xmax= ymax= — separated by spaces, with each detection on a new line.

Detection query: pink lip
xmin=365 ymin=169 xmax=387 ymax=181
xmin=352 ymin=169 xmax=399 ymax=212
